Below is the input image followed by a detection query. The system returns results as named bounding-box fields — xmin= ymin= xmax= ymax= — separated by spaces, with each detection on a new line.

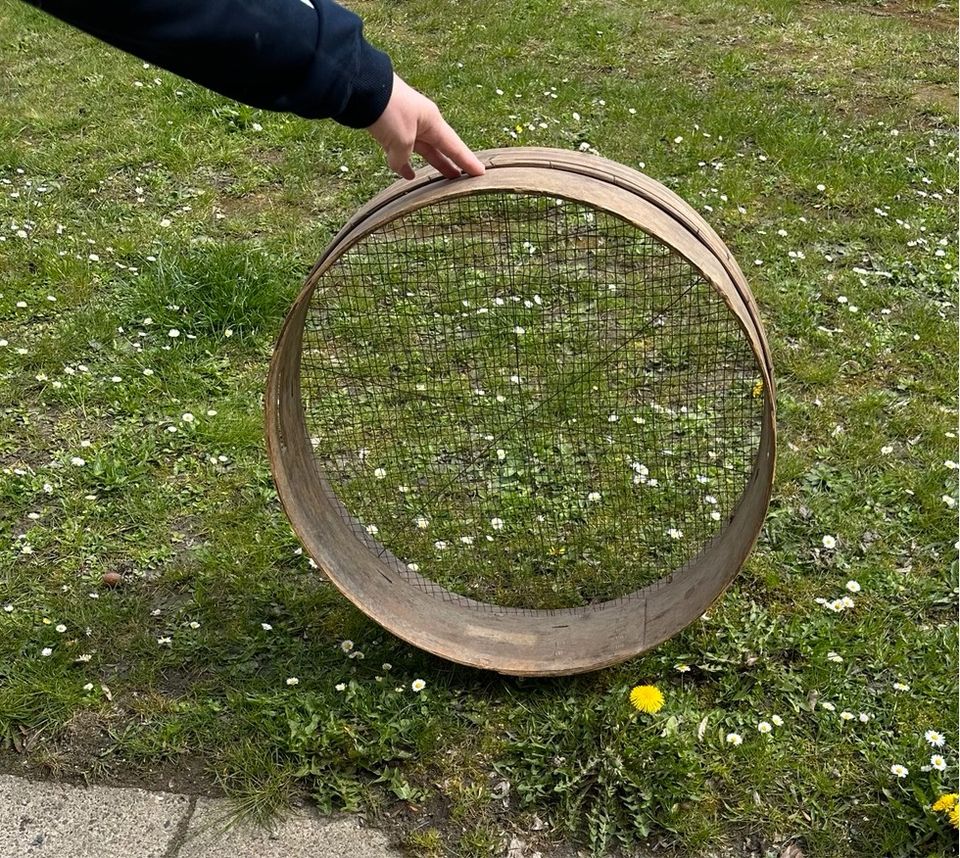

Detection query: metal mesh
xmin=300 ymin=192 xmax=764 ymax=611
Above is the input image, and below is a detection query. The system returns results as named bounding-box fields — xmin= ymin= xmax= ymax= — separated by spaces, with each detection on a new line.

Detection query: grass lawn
xmin=0 ymin=0 xmax=957 ymax=855
xmin=303 ymin=192 xmax=767 ymax=610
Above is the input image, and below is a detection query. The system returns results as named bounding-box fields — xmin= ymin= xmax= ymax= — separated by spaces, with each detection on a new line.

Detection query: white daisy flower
xmin=845 ymin=580 xmax=861 ymax=593
xmin=340 ymin=640 xmax=354 ymax=653
xmin=725 ymin=733 xmax=743 ymax=746
xmin=587 ymin=492 xmax=601 ymax=502
xmin=335 ymin=682 xmax=347 ymax=692
xmin=757 ymin=721 xmax=772 ymax=734
xmin=286 ymin=677 xmax=299 ymax=686
xmin=840 ymin=711 xmax=855 ymax=721
xmin=930 ymin=755 xmax=947 ymax=771
xmin=667 ymin=527 xmax=683 ymax=540
xmin=261 ymin=623 xmax=273 ymax=631
xmin=411 ymin=679 xmax=426 ymax=692
xmin=490 ymin=517 xmax=504 ymax=530
xmin=55 ymin=624 xmax=67 ymax=633
xmin=821 ymin=535 xmax=837 ymax=549
xmin=374 ymin=467 xmax=386 ymax=479
xmin=925 ymin=730 xmax=945 ymax=748
xmin=415 ymin=516 xmax=429 ymax=529
xmin=771 ymin=715 xmax=784 ymax=727
xmin=890 ymin=764 xmax=908 ymax=778
xmin=40 ymin=647 xmax=53 ymax=657
xmin=892 ymin=682 xmax=910 ymax=692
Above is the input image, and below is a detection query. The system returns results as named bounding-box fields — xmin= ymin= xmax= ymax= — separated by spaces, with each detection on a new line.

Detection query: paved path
xmin=0 ymin=774 xmax=403 ymax=858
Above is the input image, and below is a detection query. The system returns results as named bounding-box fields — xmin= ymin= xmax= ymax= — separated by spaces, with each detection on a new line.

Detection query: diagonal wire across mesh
xmin=299 ymin=192 xmax=764 ymax=612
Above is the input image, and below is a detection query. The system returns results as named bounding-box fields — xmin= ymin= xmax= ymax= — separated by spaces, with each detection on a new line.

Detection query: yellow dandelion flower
xmin=950 ymin=805 xmax=959 ymax=830
xmin=629 ymin=684 xmax=664 ymax=714
xmin=751 ymin=379 xmax=764 ymax=399
xmin=932 ymin=793 xmax=959 ymax=813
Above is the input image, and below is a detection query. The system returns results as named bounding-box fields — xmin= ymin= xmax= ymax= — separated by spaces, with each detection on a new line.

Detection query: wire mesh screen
xmin=299 ymin=191 xmax=764 ymax=612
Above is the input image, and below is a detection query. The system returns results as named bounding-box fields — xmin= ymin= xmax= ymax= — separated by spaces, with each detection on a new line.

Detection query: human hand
xmin=366 ymin=74 xmax=485 ymax=180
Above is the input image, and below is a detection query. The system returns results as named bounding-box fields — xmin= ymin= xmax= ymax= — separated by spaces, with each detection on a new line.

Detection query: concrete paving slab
xmin=178 ymin=796 xmax=404 ymax=858
xmin=0 ymin=774 xmax=192 ymax=858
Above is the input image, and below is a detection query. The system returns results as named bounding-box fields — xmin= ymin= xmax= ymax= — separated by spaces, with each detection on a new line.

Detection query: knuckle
xmin=423 ymin=100 xmax=442 ymax=122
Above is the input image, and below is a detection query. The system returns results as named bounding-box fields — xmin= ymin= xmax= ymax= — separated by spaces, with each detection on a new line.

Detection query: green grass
xmin=0 ymin=0 xmax=957 ymax=855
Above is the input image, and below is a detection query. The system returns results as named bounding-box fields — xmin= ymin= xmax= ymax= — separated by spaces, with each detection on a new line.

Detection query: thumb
xmin=386 ymin=142 xmax=416 ymax=180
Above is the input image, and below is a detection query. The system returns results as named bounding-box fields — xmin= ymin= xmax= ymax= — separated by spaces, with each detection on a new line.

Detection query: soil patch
xmin=0 ymin=710 xmax=222 ymax=796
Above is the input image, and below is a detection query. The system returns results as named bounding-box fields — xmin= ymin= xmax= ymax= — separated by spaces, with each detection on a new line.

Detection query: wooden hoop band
xmin=266 ymin=148 xmax=776 ymax=676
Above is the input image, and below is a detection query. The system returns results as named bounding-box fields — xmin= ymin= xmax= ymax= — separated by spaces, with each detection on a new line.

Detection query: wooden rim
xmin=266 ymin=149 xmax=776 ymax=676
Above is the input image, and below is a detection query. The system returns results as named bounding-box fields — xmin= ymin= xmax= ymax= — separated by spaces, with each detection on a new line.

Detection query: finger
xmin=386 ymin=143 xmax=416 ymax=180
xmin=423 ymin=119 xmax=485 ymax=177
xmin=414 ymin=140 xmax=462 ymax=179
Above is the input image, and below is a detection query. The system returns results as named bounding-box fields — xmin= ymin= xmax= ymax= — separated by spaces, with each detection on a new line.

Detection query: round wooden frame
xmin=266 ymin=148 xmax=776 ymax=676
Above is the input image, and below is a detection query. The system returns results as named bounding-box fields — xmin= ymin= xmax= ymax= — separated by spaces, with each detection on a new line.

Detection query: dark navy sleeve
xmin=22 ymin=0 xmax=394 ymax=128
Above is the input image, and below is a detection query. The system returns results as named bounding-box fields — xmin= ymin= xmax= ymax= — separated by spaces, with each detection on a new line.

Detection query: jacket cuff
xmin=333 ymin=41 xmax=393 ymax=129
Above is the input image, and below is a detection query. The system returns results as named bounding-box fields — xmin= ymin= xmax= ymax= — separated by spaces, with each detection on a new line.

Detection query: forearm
xmin=22 ymin=0 xmax=393 ymax=128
